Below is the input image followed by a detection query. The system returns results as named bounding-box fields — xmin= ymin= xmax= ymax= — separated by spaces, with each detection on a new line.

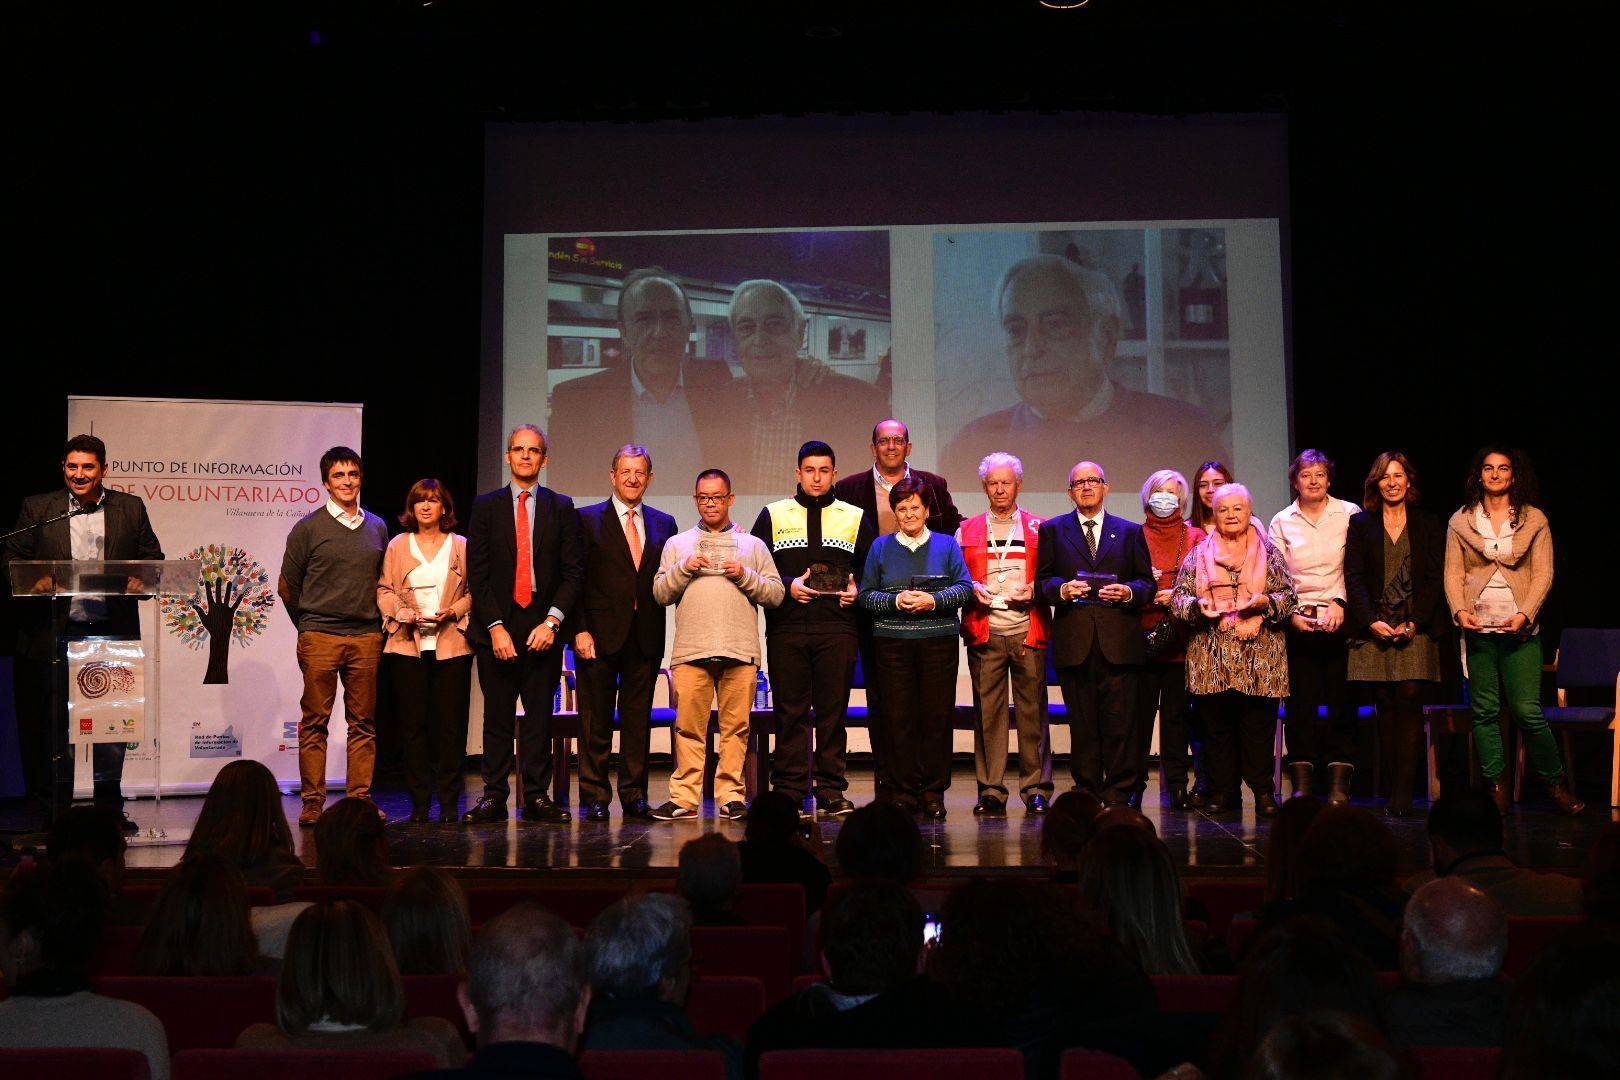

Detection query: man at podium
xmin=4 ymin=434 xmax=164 ymax=830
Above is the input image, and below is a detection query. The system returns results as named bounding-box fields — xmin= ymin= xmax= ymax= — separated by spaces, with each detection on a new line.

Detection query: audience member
xmin=1077 ymin=825 xmax=1199 ymax=975
xmin=1500 ymin=932 xmax=1620 ymax=1079
xmin=383 ymin=866 xmax=471 ymax=976
xmin=833 ymin=800 xmax=923 ymax=883
xmin=1582 ymin=821 xmax=1620 ymax=930
xmin=1092 ymin=803 xmax=1157 ymax=836
xmin=678 ymin=833 xmax=747 ymax=926
xmin=1405 ymin=791 xmax=1582 ymax=915
xmin=737 ymin=790 xmax=832 ymax=916
xmin=0 ymin=857 xmax=170 ymax=1080
xmin=1385 ymin=877 xmax=1508 ymax=1047
xmin=1245 ymin=1011 xmax=1415 ymax=1080
xmin=133 ymin=853 xmax=271 ymax=976
xmin=430 ymin=903 xmax=588 ymax=1078
xmin=314 ymin=795 xmax=394 ymax=887
xmin=45 ymin=805 xmax=136 ymax=923
xmin=1256 ymin=805 xmax=1406 ymax=970
xmin=184 ymin=758 xmax=305 ymax=901
xmin=1040 ymin=789 xmax=1104 ymax=883
xmin=237 ymin=899 xmax=463 ymax=1066
xmin=1262 ymin=796 xmax=1325 ymax=906
xmin=580 ymin=893 xmax=742 ymax=1080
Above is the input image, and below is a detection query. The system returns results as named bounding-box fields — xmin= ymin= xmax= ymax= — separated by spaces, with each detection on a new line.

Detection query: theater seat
xmin=290 ymin=885 xmax=388 ymax=910
xmin=402 ymin=974 xmax=472 ymax=1047
xmin=94 ymin=976 xmax=277 ymax=1052
xmin=579 ymin=1049 xmax=729 ymax=1080
xmin=687 ymin=976 xmax=766 ymax=1042
xmin=465 ymin=884 xmax=629 ymax=926
xmin=1410 ymin=1045 xmax=1501 ymax=1080
xmin=759 ymin=1048 xmax=1026 ymax=1080
xmin=1058 ymin=1048 xmax=1141 ymax=1080
xmin=691 ymin=925 xmax=793 ymax=1004
xmin=1503 ymin=915 xmax=1584 ymax=977
xmin=171 ymin=1048 xmax=437 ymax=1080
xmin=0 ymin=1048 xmax=151 ymax=1080
xmin=1183 ymin=881 xmax=1264 ymax=939
xmin=1150 ymin=974 xmax=1239 ymax=1015
xmin=92 ymin=924 xmax=145 ymax=976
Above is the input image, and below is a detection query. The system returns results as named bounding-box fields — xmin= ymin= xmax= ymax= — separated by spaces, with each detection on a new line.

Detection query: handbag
xmin=1143 ymin=525 xmax=1189 ymax=660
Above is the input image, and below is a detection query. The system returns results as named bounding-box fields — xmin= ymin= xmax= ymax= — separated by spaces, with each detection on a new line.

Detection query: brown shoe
xmin=1548 ymin=784 xmax=1586 ymax=817
xmin=1488 ymin=777 xmax=1511 ymax=815
xmin=298 ymin=801 xmax=323 ymax=827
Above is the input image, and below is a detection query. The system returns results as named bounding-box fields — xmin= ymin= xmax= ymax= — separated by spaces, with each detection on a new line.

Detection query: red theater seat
xmin=691 ymin=925 xmax=792 ymax=1004
xmin=759 ymin=1048 xmax=1026 ymax=1080
xmin=580 ymin=1049 xmax=729 ymax=1080
xmin=1503 ymin=915 xmax=1583 ymax=977
xmin=171 ymin=1048 xmax=437 ymax=1080
xmin=0 ymin=1048 xmax=151 ymax=1080
xmin=1151 ymin=974 xmax=1239 ymax=1014
xmin=92 ymin=923 xmax=146 ymax=976
xmin=290 ymin=885 xmax=388 ymax=910
xmin=1059 ymin=1048 xmax=1141 ymax=1080
xmin=791 ymin=973 xmax=825 ymax=994
xmin=687 ymin=976 xmax=767 ymax=1042
xmin=1411 ymin=1045 xmax=1501 ymax=1080
xmin=464 ymin=883 xmax=628 ymax=926
xmin=1184 ymin=880 xmax=1264 ymax=939
xmin=402 ymin=974 xmax=473 ymax=1047
xmin=94 ymin=976 xmax=277 ymax=1052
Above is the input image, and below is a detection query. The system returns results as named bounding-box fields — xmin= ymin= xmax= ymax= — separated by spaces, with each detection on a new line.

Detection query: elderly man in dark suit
xmin=5 ymin=434 xmax=163 ymax=828
xmin=1036 ymin=460 xmax=1153 ymax=804
xmin=464 ymin=424 xmax=584 ymax=825
xmin=568 ymin=444 xmax=676 ymax=822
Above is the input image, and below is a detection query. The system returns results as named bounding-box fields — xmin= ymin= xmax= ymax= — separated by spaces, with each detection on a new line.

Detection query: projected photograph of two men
xmin=539 ymin=227 xmax=1233 ymax=504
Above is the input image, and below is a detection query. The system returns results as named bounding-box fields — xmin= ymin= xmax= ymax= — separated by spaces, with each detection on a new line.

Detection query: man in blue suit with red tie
xmin=1036 ymin=460 xmax=1153 ymax=805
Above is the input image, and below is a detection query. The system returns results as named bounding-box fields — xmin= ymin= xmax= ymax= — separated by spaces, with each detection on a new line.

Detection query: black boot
xmin=1287 ymin=761 xmax=1314 ymax=799
xmin=1326 ymin=762 xmax=1354 ymax=806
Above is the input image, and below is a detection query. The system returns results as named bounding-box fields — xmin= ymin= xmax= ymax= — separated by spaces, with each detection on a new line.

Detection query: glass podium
xmin=8 ymin=559 xmax=201 ymax=844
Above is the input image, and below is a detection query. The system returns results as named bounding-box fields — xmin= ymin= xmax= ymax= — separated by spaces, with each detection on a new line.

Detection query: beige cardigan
xmin=1443 ymin=505 xmax=1554 ymax=624
xmin=377 ymin=532 xmax=472 ymax=658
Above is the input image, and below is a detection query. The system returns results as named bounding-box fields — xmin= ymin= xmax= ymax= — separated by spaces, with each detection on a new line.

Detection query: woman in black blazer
xmin=1344 ymin=452 xmax=1448 ymax=816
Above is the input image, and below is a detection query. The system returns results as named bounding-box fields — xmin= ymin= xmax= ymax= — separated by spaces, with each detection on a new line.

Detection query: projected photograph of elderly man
xmin=937 ymin=229 xmax=1230 ymax=495
xmin=545 ymin=230 xmax=891 ymax=495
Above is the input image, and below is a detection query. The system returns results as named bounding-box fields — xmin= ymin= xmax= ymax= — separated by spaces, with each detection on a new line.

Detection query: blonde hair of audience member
xmin=133 ymin=853 xmax=262 ymax=977
xmin=1077 ymin=825 xmax=1199 ymax=975
xmin=382 ymin=866 xmax=471 ymax=977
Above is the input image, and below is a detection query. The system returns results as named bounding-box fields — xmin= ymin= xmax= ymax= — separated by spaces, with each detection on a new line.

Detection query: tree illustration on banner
xmin=160 ymin=544 xmax=277 ymax=684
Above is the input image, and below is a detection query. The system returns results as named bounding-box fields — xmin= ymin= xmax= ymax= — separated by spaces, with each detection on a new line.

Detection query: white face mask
xmin=1148 ymin=492 xmax=1182 ymax=519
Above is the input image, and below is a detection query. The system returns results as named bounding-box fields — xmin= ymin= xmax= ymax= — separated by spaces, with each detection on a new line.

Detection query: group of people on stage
xmin=7 ymin=426 xmax=1583 ymax=831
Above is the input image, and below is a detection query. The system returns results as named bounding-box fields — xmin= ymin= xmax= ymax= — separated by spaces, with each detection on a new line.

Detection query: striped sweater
xmin=857 ymin=531 xmax=974 ymax=638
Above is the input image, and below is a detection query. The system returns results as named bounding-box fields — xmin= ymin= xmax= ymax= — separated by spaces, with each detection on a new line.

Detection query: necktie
xmin=513 ymin=490 xmax=532 ymax=608
xmin=1084 ymin=519 xmax=1097 ymax=560
xmin=626 ymin=507 xmax=643 ymax=569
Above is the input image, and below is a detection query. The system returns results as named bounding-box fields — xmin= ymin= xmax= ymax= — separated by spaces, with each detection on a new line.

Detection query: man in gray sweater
xmin=277 ymin=446 xmax=389 ymax=825
xmin=652 ymin=468 xmax=784 ymax=821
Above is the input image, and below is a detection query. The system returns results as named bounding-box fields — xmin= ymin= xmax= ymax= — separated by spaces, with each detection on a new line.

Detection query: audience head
xmin=1245 ymin=1011 xmax=1414 ymax=1080
xmin=185 ymin=758 xmax=296 ymax=872
xmin=1582 ymin=822 xmax=1620 ymax=928
xmin=314 ymin=797 xmax=391 ymax=887
xmin=46 ymin=805 xmax=127 ymax=895
xmin=464 ymin=903 xmax=587 ymax=1050
xmin=1501 ymin=932 xmax=1620 ymax=1080
xmin=584 ymin=893 xmax=692 ymax=1007
xmin=133 ymin=853 xmax=261 ymax=977
xmin=820 ymin=879 xmax=924 ymax=996
xmin=1265 ymin=795 xmax=1326 ymax=904
xmin=382 ymin=866 xmax=470 ymax=977
xmin=931 ymin=878 xmax=1095 ymax=1018
xmin=743 ymin=790 xmax=802 ymax=846
xmin=1425 ymin=790 xmax=1503 ymax=871
xmin=1040 ymin=790 xmax=1103 ymax=873
xmin=1296 ymin=805 xmax=1399 ymax=893
xmin=1399 ymin=877 xmax=1507 ymax=986
xmin=277 ymin=899 xmax=403 ymax=1035
xmin=1077 ymin=825 xmax=1197 ymax=975
xmin=0 ymin=855 xmax=107 ymax=987
xmin=835 ymin=801 xmax=923 ymax=883
xmin=1093 ymin=804 xmax=1156 ymax=837
xmin=677 ymin=833 xmax=743 ymax=918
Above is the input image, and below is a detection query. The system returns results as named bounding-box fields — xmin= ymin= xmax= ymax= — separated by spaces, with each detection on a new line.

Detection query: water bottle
xmin=754 ymin=670 xmax=769 ymax=711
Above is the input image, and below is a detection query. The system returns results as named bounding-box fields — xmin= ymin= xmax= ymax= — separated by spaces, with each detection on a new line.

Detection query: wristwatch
xmin=543 ymin=615 xmax=562 ymax=632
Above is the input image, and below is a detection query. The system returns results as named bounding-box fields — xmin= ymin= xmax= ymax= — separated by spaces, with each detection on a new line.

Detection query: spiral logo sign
xmin=76 ymin=662 xmax=137 ymax=699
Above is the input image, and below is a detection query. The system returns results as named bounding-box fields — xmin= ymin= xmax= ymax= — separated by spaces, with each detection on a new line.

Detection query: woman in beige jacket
xmin=1443 ymin=447 xmax=1582 ymax=816
xmin=377 ymin=479 xmax=473 ymax=824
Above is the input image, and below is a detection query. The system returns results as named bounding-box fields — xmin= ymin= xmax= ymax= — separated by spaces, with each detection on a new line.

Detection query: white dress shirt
xmin=1268 ymin=497 xmax=1360 ymax=607
xmin=325 ymin=498 xmax=363 ymax=530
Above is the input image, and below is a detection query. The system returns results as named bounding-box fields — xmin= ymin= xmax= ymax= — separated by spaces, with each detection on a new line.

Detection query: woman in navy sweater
xmin=858 ymin=477 xmax=974 ymax=820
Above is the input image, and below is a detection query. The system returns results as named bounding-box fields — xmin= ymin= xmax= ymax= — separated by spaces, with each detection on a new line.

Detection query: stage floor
xmin=49 ymin=763 xmax=1603 ymax=878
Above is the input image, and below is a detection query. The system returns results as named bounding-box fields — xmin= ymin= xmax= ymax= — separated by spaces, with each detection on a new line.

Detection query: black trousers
xmin=767 ymin=629 xmax=857 ymax=802
xmin=13 ymin=650 xmax=129 ymax=814
xmin=873 ymin=634 xmax=958 ymax=802
xmin=391 ymin=652 xmax=473 ymax=813
xmin=1282 ymin=630 xmax=1355 ymax=771
xmin=1057 ymin=647 xmax=1138 ymax=803
xmin=1374 ymin=680 xmax=1428 ymax=808
xmin=474 ymin=605 xmax=563 ymax=805
xmin=576 ymin=633 xmax=657 ymax=807
xmin=1199 ymin=690 xmax=1277 ymax=798
xmin=1134 ymin=661 xmax=1193 ymax=795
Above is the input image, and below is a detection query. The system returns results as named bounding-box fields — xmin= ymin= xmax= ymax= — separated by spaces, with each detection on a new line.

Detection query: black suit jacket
xmin=4 ymin=488 xmax=165 ymax=660
xmin=567 ymin=499 xmax=676 ymax=657
xmin=832 ymin=467 xmax=964 ymax=537
xmin=1343 ymin=505 xmax=1449 ymax=639
xmin=1037 ymin=511 xmax=1153 ymax=667
xmin=466 ymin=483 xmax=584 ymax=646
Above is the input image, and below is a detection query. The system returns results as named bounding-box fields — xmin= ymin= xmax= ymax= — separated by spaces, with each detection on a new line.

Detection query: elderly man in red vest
xmin=955 ymin=452 xmax=1055 ymax=816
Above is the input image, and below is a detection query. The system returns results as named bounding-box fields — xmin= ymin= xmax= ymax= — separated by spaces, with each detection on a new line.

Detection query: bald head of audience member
xmin=459 ymin=903 xmax=589 ymax=1051
xmin=1425 ymin=791 xmax=1504 ymax=872
xmin=1400 ymin=877 xmax=1507 ymax=986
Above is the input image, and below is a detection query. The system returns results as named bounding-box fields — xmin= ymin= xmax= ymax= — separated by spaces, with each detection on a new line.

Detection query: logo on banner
xmin=159 ymin=544 xmax=277 ymax=684
xmin=76 ymin=662 xmax=137 ymax=699
xmin=68 ymin=640 xmax=145 ymax=745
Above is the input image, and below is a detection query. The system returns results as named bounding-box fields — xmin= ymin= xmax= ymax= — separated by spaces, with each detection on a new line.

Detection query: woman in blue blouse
xmin=859 ymin=477 xmax=974 ymax=820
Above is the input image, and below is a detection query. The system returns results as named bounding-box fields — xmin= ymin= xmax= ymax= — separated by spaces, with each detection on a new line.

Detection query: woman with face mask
xmin=1132 ymin=470 xmax=1208 ymax=811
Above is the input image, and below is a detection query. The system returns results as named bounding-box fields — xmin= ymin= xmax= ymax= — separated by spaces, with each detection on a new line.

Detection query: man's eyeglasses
xmin=1068 ymin=477 xmax=1105 ymax=489
xmin=693 ymin=494 xmax=730 ymax=504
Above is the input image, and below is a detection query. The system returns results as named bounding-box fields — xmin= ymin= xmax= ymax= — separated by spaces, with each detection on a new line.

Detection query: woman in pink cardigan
xmin=377 ymin=479 xmax=473 ymax=824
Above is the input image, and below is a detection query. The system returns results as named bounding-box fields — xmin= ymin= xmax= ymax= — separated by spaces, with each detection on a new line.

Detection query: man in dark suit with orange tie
xmin=568 ymin=444 xmax=676 ymax=822
xmin=1036 ymin=460 xmax=1153 ymax=805
xmin=464 ymin=424 xmax=584 ymax=825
